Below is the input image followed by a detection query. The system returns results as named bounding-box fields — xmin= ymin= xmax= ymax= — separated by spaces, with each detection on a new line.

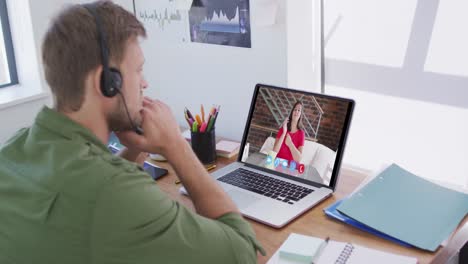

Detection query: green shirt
xmin=0 ymin=107 xmax=264 ymax=263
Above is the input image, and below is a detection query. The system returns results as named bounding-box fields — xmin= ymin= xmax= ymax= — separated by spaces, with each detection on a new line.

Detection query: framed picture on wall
xmin=188 ymin=0 xmax=251 ymax=48
xmin=133 ymin=0 xmax=251 ymax=48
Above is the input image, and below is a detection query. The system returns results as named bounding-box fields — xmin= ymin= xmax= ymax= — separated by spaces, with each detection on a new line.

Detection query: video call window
xmin=242 ymin=86 xmax=351 ymax=187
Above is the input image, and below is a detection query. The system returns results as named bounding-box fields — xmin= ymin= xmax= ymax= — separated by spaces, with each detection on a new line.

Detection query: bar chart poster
xmin=133 ymin=0 xmax=192 ymax=44
xmin=189 ymin=0 xmax=251 ymax=48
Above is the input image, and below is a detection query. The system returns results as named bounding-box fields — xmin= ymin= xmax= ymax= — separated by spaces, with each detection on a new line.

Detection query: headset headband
xmin=83 ymin=4 xmax=111 ymax=91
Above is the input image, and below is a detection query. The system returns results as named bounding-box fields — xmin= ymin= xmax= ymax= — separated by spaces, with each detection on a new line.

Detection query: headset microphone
xmin=83 ymin=3 xmax=143 ymax=135
xmin=116 ymin=90 xmax=144 ymax=135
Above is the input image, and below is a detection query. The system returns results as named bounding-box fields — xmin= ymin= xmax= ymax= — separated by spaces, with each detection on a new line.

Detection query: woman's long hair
xmin=287 ymin=101 xmax=304 ymax=132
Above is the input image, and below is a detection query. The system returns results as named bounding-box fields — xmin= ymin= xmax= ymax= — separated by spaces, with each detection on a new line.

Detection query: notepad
xmin=278 ymin=233 xmax=325 ymax=263
xmin=216 ymin=140 xmax=240 ymax=158
xmin=315 ymin=241 xmax=417 ymax=264
xmin=337 ymin=163 xmax=468 ymax=251
xmin=267 ymin=233 xmax=417 ymax=264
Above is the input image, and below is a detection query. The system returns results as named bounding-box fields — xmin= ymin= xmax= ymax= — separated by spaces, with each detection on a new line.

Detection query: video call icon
xmin=298 ymin=164 xmax=305 ymax=174
xmin=281 ymin=159 xmax=288 ymax=169
xmin=289 ymin=161 xmax=296 ymax=171
xmin=265 ymin=154 xmax=305 ymax=175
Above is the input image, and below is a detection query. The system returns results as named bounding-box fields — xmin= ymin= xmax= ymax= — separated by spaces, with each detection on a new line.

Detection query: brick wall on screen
xmin=315 ymin=97 xmax=348 ymax=151
xmin=247 ymin=91 xmax=349 ymax=153
xmin=246 ymin=93 xmax=276 ymax=154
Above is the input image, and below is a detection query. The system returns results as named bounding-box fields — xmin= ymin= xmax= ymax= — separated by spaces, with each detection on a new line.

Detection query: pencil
xmin=201 ymin=104 xmax=205 ymax=123
xmin=312 ymin=237 xmax=329 ymax=263
xmin=195 ymin=115 xmax=202 ymax=126
xmin=206 ymin=164 xmax=217 ymax=171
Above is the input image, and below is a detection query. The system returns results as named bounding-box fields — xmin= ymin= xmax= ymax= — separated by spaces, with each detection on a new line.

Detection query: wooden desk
xmin=150 ymin=157 xmax=468 ymax=264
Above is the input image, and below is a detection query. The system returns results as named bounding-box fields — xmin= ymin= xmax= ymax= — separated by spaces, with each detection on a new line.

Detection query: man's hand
xmin=114 ymin=133 xmax=142 ymax=160
xmin=115 ymin=97 xmax=184 ymax=156
xmin=134 ymin=152 xmax=149 ymax=165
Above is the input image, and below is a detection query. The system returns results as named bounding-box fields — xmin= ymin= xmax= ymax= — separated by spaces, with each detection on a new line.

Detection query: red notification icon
xmin=298 ymin=164 xmax=305 ymax=174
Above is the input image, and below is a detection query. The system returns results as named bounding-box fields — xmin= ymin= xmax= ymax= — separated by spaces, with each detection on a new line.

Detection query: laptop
xmin=182 ymin=84 xmax=354 ymax=228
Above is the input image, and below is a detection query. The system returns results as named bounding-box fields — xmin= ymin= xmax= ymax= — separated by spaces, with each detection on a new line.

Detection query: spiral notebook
xmin=267 ymin=233 xmax=417 ymax=264
xmin=315 ymin=241 xmax=417 ymax=264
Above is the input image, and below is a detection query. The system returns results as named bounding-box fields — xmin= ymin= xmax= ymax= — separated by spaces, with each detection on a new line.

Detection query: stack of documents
xmin=324 ymin=200 xmax=412 ymax=247
xmin=216 ymin=140 xmax=240 ymax=158
xmin=332 ymin=164 xmax=468 ymax=251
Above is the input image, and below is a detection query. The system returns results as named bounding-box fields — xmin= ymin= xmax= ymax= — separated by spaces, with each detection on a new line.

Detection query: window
xmin=0 ymin=0 xmax=18 ymax=88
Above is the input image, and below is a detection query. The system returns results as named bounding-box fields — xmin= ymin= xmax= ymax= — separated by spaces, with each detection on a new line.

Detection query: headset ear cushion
xmin=109 ymin=68 xmax=123 ymax=93
xmin=100 ymin=68 xmax=122 ymax=97
xmin=100 ymin=71 xmax=114 ymax=97
xmin=101 ymin=68 xmax=122 ymax=97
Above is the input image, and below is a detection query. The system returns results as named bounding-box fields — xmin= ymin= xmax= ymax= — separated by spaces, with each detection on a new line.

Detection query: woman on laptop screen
xmin=272 ymin=101 xmax=305 ymax=165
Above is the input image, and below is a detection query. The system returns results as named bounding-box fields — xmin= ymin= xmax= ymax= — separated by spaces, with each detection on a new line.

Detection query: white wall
xmin=286 ymin=0 xmax=321 ymax=91
xmin=0 ymin=0 xmax=133 ymax=144
xmin=137 ymin=0 xmax=321 ymax=141
xmin=0 ymin=98 xmax=49 ymax=143
xmin=324 ymin=0 xmax=468 ymax=187
xmin=1 ymin=0 xmax=318 ymax=144
xmin=138 ymin=1 xmax=288 ymax=141
xmin=0 ymin=0 xmax=52 ymax=144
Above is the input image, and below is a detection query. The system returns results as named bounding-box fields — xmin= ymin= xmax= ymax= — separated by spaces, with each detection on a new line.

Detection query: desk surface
xmin=150 ymin=156 xmax=468 ymax=264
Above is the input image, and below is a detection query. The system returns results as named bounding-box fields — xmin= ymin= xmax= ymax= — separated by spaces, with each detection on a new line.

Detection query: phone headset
xmin=83 ymin=3 xmax=143 ymax=135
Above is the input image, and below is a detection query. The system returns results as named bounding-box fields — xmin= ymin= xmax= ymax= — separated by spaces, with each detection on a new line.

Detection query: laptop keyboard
xmin=218 ymin=168 xmax=314 ymax=205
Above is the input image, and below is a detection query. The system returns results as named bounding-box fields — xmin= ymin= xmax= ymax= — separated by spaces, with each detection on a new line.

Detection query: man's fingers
xmin=143 ymin=99 xmax=157 ymax=110
xmin=117 ymin=131 xmax=147 ymax=149
xmin=135 ymin=152 xmax=149 ymax=165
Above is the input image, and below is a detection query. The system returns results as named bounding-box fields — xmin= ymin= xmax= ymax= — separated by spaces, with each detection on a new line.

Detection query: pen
xmin=209 ymin=105 xmax=216 ymax=115
xmin=311 ymin=237 xmax=329 ymax=264
xmin=185 ymin=107 xmax=194 ymax=120
xmin=201 ymin=104 xmax=205 ymax=123
xmin=206 ymin=164 xmax=217 ymax=171
xmin=206 ymin=115 xmax=215 ymax=132
xmin=200 ymin=122 xmax=207 ymax=133
xmin=205 ymin=113 xmax=212 ymax=128
xmin=195 ymin=115 xmax=202 ymax=126
xmin=184 ymin=111 xmax=191 ymax=127
xmin=210 ymin=110 xmax=219 ymax=131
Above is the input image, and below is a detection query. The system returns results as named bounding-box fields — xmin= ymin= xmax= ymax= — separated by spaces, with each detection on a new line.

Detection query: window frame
xmin=0 ymin=0 xmax=18 ymax=88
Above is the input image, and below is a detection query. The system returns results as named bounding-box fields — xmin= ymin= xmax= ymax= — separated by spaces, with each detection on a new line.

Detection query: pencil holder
xmin=191 ymin=128 xmax=216 ymax=165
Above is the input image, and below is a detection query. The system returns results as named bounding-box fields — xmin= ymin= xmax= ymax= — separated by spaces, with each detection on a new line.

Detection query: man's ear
xmin=89 ymin=65 xmax=103 ymax=97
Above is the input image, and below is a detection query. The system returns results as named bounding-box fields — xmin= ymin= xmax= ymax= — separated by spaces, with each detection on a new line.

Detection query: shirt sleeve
xmin=91 ymin=172 xmax=264 ymax=264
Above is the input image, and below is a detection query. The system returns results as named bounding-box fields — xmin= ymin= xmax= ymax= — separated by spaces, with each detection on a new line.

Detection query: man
xmin=0 ymin=1 xmax=263 ymax=263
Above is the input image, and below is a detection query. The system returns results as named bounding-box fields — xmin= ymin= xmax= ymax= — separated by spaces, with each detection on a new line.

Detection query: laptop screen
xmin=239 ymin=84 xmax=354 ymax=188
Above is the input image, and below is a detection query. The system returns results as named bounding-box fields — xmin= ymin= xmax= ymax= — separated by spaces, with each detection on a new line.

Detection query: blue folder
xmin=337 ymin=164 xmax=468 ymax=251
xmin=324 ymin=199 xmax=413 ymax=247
